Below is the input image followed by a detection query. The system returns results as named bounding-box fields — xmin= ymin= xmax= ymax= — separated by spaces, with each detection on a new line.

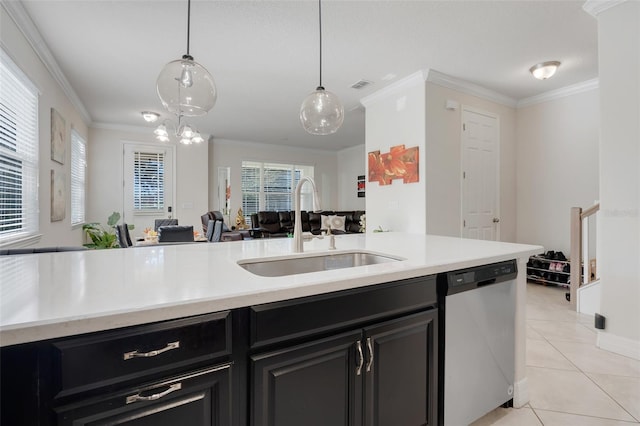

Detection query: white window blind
xmin=70 ymin=129 xmax=86 ymax=226
xmin=241 ymin=161 xmax=313 ymax=222
xmin=133 ymin=150 xmax=165 ymax=212
xmin=0 ymin=49 xmax=39 ymax=243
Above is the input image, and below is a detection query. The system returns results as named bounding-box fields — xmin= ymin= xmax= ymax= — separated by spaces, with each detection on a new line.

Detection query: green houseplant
xmin=82 ymin=212 xmax=133 ymax=249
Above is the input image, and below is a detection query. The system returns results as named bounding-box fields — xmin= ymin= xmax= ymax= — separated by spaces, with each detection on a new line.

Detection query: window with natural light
xmin=241 ymin=161 xmax=314 ymax=222
xmin=70 ymin=129 xmax=86 ymax=226
xmin=133 ymin=150 xmax=165 ymax=213
xmin=0 ymin=49 xmax=39 ymax=244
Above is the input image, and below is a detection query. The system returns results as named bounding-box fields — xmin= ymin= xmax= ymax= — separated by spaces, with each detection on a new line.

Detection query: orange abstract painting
xmin=368 ymin=144 xmax=419 ymax=185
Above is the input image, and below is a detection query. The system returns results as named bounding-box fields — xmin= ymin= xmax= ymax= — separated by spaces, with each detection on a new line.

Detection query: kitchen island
xmin=0 ymin=233 xmax=542 ymax=425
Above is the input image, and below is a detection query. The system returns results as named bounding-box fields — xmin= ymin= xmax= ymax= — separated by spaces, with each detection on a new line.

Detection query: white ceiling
xmin=15 ymin=0 xmax=598 ymax=151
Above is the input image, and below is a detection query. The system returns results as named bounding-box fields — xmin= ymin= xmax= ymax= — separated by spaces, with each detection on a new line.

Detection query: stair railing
xmin=569 ymin=203 xmax=600 ymax=309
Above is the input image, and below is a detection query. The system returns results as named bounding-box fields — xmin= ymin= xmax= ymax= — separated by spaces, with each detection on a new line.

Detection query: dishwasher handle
xmin=477 ymin=278 xmax=497 ymax=287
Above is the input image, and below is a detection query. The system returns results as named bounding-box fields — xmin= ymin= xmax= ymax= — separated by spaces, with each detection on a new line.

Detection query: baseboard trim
xmin=513 ymin=377 xmax=529 ymax=408
xmin=597 ymin=331 xmax=640 ymax=361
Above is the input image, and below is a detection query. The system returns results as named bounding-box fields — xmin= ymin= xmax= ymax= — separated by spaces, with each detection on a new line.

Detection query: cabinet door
xmin=251 ymin=330 xmax=363 ymax=426
xmin=56 ymin=364 xmax=231 ymax=426
xmin=363 ymin=310 xmax=438 ymax=426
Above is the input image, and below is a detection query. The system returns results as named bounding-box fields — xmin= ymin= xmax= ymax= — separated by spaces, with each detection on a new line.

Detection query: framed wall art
xmin=357 ymin=175 xmax=365 ymax=197
xmin=51 ymin=108 xmax=66 ymax=164
xmin=51 ymin=169 xmax=66 ymax=222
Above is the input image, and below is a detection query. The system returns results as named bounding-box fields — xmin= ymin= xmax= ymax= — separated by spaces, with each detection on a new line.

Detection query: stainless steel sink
xmin=237 ymin=250 xmax=403 ymax=277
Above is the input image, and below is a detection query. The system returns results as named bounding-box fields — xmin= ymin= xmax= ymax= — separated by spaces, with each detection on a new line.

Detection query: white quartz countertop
xmin=0 ymin=233 xmax=542 ymax=347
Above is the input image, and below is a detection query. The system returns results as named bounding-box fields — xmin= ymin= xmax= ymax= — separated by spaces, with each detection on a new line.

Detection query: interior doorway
xmin=461 ymin=107 xmax=500 ymax=241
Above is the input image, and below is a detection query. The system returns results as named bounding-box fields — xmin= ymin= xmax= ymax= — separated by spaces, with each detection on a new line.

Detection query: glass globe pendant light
xmin=300 ymin=0 xmax=344 ymax=135
xmin=156 ymin=0 xmax=217 ymax=117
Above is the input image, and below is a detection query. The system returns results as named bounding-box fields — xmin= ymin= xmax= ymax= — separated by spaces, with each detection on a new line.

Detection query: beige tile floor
xmin=471 ymin=283 xmax=640 ymax=426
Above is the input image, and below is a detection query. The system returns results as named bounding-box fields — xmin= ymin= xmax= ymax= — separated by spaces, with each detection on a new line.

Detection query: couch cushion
xmin=329 ymin=215 xmax=346 ymax=232
xmin=258 ymin=211 xmax=282 ymax=234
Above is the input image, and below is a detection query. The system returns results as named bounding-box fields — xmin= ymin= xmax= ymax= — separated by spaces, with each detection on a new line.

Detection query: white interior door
xmin=123 ymin=143 xmax=175 ymax=239
xmin=461 ymin=107 xmax=500 ymax=241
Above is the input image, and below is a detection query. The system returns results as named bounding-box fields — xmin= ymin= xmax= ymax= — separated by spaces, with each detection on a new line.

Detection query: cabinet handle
xmin=365 ymin=337 xmax=373 ymax=373
xmin=123 ymin=341 xmax=180 ymax=360
xmin=355 ymin=340 xmax=364 ymax=376
xmin=126 ymin=382 xmax=182 ymax=404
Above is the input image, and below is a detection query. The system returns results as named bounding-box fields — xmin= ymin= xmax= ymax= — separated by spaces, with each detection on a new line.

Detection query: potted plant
xmin=82 ymin=212 xmax=133 ymax=249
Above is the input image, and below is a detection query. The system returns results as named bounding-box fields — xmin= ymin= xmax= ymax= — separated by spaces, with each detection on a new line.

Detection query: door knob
xmin=493 ymin=218 xmax=500 ymax=223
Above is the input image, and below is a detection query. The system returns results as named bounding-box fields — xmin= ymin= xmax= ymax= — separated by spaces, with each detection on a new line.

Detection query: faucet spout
xmin=293 ymin=177 xmax=321 ymax=253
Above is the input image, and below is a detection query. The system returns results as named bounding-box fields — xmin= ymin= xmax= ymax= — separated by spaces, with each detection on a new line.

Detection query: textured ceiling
xmin=15 ymin=0 xmax=598 ymax=151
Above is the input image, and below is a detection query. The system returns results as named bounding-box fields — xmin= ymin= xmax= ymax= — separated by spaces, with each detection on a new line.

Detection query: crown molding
xmin=360 ymin=70 xmax=428 ymax=108
xmin=2 ymin=0 xmax=92 ymax=124
xmin=517 ymin=78 xmax=599 ymax=108
xmin=583 ymin=0 xmax=628 ymax=17
xmin=426 ymin=69 xmax=518 ymax=108
xmin=91 ymin=122 xmax=153 ymax=134
xmin=213 ymin=138 xmax=340 ymax=156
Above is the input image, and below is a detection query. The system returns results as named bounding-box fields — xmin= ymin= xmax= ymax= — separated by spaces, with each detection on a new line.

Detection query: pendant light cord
xmin=186 ymin=0 xmax=191 ymax=56
xmin=318 ymin=0 xmax=323 ymax=88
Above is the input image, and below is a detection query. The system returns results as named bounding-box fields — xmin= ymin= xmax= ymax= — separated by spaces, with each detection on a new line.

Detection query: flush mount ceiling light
xmin=141 ymin=111 xmax=160 ymax=123
xmin=156 ymin=0 xmax=217 ymax=117
xmin=529 ymin=61 xmax=561 ymax=80
xmin=154 ymin=115 xmax=204 ymax=145
xmin=299 ymin=0 xmax=344 ymax=136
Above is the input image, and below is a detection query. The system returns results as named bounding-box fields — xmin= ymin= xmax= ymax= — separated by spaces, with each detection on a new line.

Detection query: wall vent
xmin=350 ymin=79 xmax=373 ymax=90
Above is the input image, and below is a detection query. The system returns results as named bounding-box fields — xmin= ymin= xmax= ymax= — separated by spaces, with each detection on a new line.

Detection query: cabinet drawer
xmin=250 ymin=275 xmax=436 ymax=348
xmin=56 ymin=363 xmax=232 ymax=426
xmin=52 ymin=311 xmax=231 ymax=398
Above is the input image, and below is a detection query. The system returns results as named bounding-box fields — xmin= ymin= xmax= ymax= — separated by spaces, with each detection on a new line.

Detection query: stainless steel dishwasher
xmin=437 ymin=260 xmax=518 ymax=426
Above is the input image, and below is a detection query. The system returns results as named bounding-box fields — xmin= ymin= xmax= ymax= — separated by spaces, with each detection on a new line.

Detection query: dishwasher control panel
xmin=442 ymin=260 xmax=518 ymax=293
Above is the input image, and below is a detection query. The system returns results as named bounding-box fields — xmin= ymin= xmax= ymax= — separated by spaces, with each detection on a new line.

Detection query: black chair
xmin=206 ymin=219 xmax=223 ymax=242
xmin=154 ymin=218 xmax=178 ymax=231
xmin=115 ymin=224 xmax=133 ymax=248
xmin=157 ymin=225 xmax=194 ymax=243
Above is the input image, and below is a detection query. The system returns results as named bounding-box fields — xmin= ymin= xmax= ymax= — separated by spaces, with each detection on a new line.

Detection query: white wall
xmin=210 ymin=139 xmax=338 ymax=222
xmin=425 ymin=82 xmax=518 ymax=241
xmin=337 ymin=144 xmax=366 ymax=211
xmin=1 ymin=4 xmax=89 ymax=247
xmin=88 ymin=126 xmax=208 ymax=240
xmin=363 ymin=73 xmax=427 ymax=233
xmin=595 ymin=1 xmax=640 ymax=357
xmin=516 ymin=88 xmax=600 ymax=254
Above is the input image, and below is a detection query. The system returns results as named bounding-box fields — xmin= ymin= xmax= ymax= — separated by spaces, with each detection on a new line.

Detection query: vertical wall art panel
xmin=51 ymin=169 xmax=66 ymax=221
xmin=357 ymin=175 xmax=365 ymax=197
xmin=51 ymin=108 xmax=66 ymax=164
xmin=368 ymin=144 xmax=419 ymax=185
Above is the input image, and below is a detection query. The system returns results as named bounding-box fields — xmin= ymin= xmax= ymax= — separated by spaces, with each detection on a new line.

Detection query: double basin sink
xmin=238 ymin=250 xmax=403 ymax=277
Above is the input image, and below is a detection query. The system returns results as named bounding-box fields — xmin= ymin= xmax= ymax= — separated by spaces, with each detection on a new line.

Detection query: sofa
xmin=250 ymin=210 xmax=365 ymax=238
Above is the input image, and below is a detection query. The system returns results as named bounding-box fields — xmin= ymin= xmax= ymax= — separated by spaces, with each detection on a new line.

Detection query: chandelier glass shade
xmin=156 ymin=0 xmax=216 ymax=117
xmin=300 ymin=86 xmax=344 ymax=135
xmin=299 ymin=0 xmax=344 ymax=136
xmin=156 ymin=55 xmax=217 ymax=116
xmin=154 ymin=117 xmax=204 ymax=145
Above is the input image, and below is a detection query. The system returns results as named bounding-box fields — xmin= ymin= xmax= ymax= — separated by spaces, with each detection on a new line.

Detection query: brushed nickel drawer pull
xmin=355 ymin=340 xmax=364 ymax=376
xmin=123 ymin=341 xmax=180 ymax=360
xmin=126 ymin=382 xmax=182 ymax=404
xmin=366 ymin=337 xmax=373 ymax=372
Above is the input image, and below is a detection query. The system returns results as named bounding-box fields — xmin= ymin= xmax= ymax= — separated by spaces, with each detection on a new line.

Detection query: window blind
xmin=240 ymin=161 xmax=314 ymax=222
xmin=0 ymin=49 xmax=39 ymax=243
xmin=70 ymin=129 xmax=86 ymax=226
xmin=133 ymin=150 xmax=165 ymax=212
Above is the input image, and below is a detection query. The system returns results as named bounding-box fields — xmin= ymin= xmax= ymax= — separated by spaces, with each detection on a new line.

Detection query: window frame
xmin=241 ymin=161 xmax=314 ymax=222
xmin=70 ymin=129 xmax=86 ymax=227
xmin=0 ymin=48 xmax=39 ymax=246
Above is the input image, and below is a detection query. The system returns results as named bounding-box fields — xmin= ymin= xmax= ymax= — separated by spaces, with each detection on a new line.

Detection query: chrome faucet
xmin=293 ymin=176 xmax=321 ymax=253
